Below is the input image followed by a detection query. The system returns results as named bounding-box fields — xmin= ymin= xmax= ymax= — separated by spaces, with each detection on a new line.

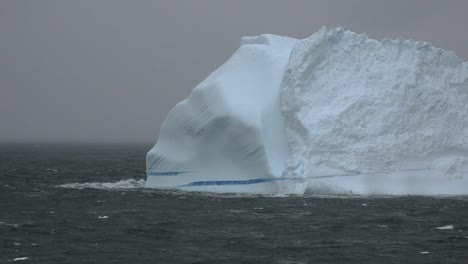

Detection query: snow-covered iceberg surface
xmin=147 ymin=27 xmax=468 ymax=195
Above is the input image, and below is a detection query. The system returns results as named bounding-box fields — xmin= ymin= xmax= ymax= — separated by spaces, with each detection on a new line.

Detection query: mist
xmin=1 ymin=0 xmax=468 ymax=143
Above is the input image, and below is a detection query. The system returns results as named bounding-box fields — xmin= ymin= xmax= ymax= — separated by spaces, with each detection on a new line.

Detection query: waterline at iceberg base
xmin=146 ymin=27 xmax=468 ymax=195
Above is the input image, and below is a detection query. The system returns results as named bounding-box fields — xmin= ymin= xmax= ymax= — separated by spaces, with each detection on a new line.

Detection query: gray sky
xmin=1 ymin=0 xmax=468 ymax=143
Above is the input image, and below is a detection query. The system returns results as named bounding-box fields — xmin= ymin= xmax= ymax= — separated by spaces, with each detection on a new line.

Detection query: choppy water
xmin=1 ymin=144 xmax=468 ymax=264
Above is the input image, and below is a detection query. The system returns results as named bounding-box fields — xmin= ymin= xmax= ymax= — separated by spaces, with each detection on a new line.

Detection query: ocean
xmin=1 ymin=144 xmax=467 ymax=264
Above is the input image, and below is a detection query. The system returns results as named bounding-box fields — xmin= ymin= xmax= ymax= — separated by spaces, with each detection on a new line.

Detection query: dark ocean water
xmin=1 ymin=144 xmax=468 ymax=264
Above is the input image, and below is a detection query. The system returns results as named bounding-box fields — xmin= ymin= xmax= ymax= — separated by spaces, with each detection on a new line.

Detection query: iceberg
xmin=146 ymin=34 xmax=299 ymax=193
xmin=147 ymin=27 xmax=468 ymax=195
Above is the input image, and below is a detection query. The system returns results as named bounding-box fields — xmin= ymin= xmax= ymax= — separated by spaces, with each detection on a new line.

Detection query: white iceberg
xmin=147 ymin=27 xmax=468 ymax=195
xmin=146 ymin=34 xmax=298 ymax=193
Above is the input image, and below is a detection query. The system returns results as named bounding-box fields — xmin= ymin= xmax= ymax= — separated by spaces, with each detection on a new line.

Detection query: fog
xmin=1 ymin=0 xmax=468 ymax=143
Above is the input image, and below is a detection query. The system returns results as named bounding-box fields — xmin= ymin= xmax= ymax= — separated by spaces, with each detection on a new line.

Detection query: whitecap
xmin=435 ymin=225 xmax=454 ymax=230
xmin=58 ymin=179 xmax=145 ymax=190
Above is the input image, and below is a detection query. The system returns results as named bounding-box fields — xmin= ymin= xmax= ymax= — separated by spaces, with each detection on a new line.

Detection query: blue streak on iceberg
xmin=179 ymin=177 xmax=301 ymax=187
xmin=147 ymin=171 xmax=188 ymax=176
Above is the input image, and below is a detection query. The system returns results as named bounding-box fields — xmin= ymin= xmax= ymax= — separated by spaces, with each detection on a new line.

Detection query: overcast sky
xmin=1 ymin=0 xmax=468 ymax=144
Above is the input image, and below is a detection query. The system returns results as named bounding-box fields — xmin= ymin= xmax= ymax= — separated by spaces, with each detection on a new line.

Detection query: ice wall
xmin=146 ymin=35 xmax=298 ymax=193
xmin=281 ymin=28 xmax=468 ymax=195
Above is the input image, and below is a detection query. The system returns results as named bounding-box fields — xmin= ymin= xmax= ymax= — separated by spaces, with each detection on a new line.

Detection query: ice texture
xmin=147 ymin=27 xmax=468 ymax=195
xmin=146 ymin=35 xmax=298 ymax=193
xmin=282 ymin=28 xmax=468 ymax=195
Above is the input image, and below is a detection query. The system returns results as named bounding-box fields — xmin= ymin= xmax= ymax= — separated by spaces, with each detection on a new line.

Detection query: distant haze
xmin=1 ymin=0 xmax=468 ymax=143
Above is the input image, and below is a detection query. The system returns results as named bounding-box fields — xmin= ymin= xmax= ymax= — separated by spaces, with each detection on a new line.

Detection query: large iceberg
xmin=147 ymin=27 xmax=468 ymax=195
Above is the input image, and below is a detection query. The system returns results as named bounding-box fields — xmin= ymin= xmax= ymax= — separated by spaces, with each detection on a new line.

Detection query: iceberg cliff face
xmin=147 ymin=27 xmax=468 ymax=195
xmin=282 ymin=28 xmax=468 ymax=195
xmin=146 ymin=35 xmax=298 ymax=193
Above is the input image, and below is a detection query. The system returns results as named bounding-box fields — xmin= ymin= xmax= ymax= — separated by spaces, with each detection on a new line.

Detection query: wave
xmin=57 ymin=179 xmax=145 ymax=190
